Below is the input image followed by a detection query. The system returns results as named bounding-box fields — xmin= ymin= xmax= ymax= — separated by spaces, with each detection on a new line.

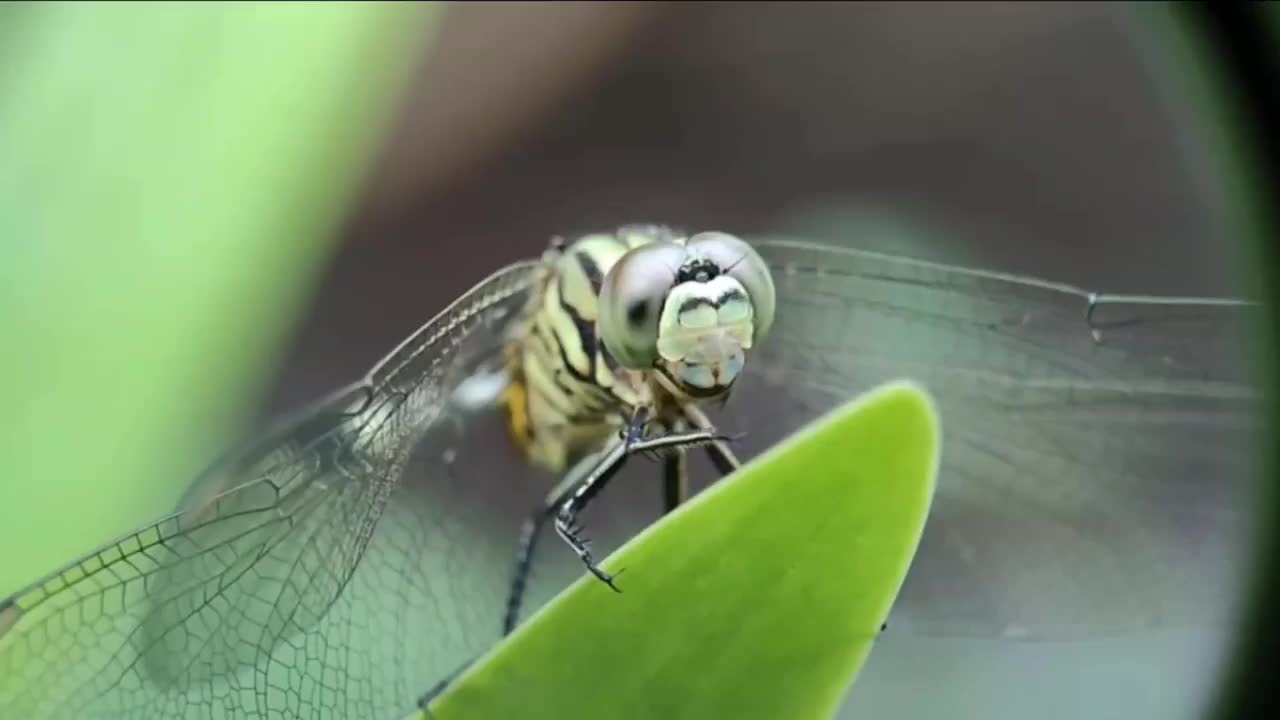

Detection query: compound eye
xmin=685 ymin=231 xmax=776 ymax=343
xmin=598 ymin=242 xmax=687 ymax=369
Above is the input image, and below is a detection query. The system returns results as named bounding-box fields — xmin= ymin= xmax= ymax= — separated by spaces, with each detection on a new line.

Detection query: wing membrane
xmin=722 ymin=238 xmax=1263 ymax=640
xmin=0 ymin=260 xmax=543 ymax=720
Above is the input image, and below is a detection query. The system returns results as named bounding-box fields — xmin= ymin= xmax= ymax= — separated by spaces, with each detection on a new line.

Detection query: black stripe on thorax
xmin=599 ymin=338 xmax=621 ymax=374
xmin=556 ymin=293 xmax=598 ymax=384
xmin=574 ymin=250 xmax=605 ymax=297
xmin=572 ymin=249 xmax=629 ymax=374
xmin=529 ymin=317 xmax=610 ymax=418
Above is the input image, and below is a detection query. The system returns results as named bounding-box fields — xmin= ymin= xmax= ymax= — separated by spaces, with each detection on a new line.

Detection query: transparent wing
xmin=0 ymin=260 xmax=544 ymax=720
xmin=713 ymin=238 xmax=1263 ymax=641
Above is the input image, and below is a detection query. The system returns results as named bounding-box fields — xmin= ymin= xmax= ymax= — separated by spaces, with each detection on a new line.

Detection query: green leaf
xmin=425 ymin=380 xmax=941 ymax=720
xmin=0 ymin=3 xmax=437 ymax=597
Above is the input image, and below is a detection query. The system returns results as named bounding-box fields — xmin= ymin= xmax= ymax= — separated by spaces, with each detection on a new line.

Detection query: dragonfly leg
xmin=553 ymin=420 xmax=735 ymax=591
xmin=503 ymin=508 xmax=551 ymax=635
xmin=502 ymin=434 xmax=620 ymax=636
xmin=681 ymin=401 xmax=742 ymax=475
xmin=504 ymin=412 xmax=736 ymax=634
xmin=416 ymin=656 xmax=475 ymax=716
xmin=662 ymin=450 xmax=688 ymax=514
xmin=662 ymin=422 xmax=738 ymax=514
xmin=422 ymin=417 xmax=742 ymax=710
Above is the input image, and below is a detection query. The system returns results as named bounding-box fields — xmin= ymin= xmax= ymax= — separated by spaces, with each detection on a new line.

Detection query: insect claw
xmin=587 ymin=563 xmax=625 ymax=593
xmin=607 ymin=568 xmax=626 ymax=594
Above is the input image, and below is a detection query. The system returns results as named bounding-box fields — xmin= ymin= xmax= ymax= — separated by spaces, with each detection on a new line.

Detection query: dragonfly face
xmin=0 ymin=227 xmax=1262 ymax=720
xmin=597 ymin=229 xmax=776 ymax=399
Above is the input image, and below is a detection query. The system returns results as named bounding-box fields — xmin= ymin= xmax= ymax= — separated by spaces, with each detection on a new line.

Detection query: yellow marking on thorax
xmin=556 ymin=235 xmax=625 ymax=320
xmin=543 ymin=278 xmax=592 ymax=378
xmin=522 ymin=341 xmax=578 ymax=416
xmin=502 ymin=379 xmax=531 ymax=453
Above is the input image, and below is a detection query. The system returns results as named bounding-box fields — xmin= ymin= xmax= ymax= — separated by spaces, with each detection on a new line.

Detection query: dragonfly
xmin=0 ymin=226 xmax=1262 ymax=720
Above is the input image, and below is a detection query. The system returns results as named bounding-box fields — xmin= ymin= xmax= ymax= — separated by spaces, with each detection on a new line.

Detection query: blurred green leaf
xmin=425 ymin=380 xmax=940 ymax=720
xmin=0 ymin=2 xmax=438 ymax=597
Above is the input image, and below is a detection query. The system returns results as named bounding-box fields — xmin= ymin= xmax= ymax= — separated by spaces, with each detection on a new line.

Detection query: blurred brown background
xmin=261 ymin=1 xmax=1244 ymax=417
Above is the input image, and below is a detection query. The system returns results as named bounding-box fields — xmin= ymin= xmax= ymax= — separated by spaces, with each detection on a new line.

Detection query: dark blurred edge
xmin=1164 ymin=3 xmax=1280 ymax=720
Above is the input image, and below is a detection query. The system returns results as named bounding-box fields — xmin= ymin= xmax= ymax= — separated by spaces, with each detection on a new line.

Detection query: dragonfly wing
xmin=723 ymin=238 xmax=1263 ymax=641
xmin=0 ymin=260 xmax=543 ymax=720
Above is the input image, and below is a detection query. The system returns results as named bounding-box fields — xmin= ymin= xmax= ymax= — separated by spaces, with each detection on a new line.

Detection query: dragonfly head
xmin=599 ymin=230 xmax=776 ymax=399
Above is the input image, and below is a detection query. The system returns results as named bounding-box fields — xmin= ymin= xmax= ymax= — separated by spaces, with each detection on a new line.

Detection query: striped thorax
xmin=502 ymin=225 xmax=777 ymax=474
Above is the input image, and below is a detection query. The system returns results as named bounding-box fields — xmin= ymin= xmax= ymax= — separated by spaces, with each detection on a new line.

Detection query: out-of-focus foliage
xmin=425 ymin=381 xmax=940 ymax=720
xmin=0 ymin=2 xmax=437 ymax=596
